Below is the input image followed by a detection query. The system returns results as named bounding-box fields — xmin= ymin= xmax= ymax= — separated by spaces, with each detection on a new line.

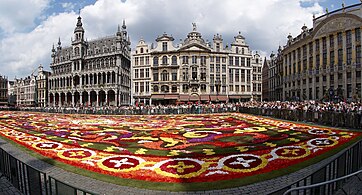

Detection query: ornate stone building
xmin=262 ymin=58 xmax=270 ymax=101
xmin=12 ymin=65 xmax=51 ymax=107
xmin=264 ymin=47 xmax=284 ymax=101
xmin=281 ymin=3 xmax=362 ymax=101
xmin=14 ymin=75 xmax=37 ymax=107
xmin=37 ymin=65 xmax=51 ymax=107
xmin=48 ymin=16 xmax=131 ymax=107
xmin=132 ymin=24 xmax=262 ymax=105
xmin=0 ymin=75 xmax=8 ymax=106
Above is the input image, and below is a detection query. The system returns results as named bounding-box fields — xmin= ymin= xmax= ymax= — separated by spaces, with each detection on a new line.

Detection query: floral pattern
xmin=0 ymin=111 xmax=360 ymax=183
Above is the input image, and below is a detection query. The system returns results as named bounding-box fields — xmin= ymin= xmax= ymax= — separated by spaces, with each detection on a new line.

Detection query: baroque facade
xmin=0 ymin=75 xmax=8 ymax=106
xmin=48 ymin=16 xmax=131 ymax=107
xmin=280 ymin=3 xmax=362 ymax=101
xmin=132 ymin=24 xmax=262 ymax=105
xmin=265 ymin=47 xmax=284 ymax=101
xmin=12 ymin=65 xmax=51 ymax=107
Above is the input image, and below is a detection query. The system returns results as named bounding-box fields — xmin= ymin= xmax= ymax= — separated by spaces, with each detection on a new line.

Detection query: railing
xmin=267 ymin=139 xmax=362 ymax=195
xmin=0 ymin=147 xmax=98 ymax=195
xmin=282 ymin=169 xmax=362 ymax=195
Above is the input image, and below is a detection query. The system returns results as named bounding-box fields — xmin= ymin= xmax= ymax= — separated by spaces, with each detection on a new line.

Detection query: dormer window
xmin=140 ymin=48 xmax=144 ymax=53
xmin=162 ymin=42 xmax=167 ymax=51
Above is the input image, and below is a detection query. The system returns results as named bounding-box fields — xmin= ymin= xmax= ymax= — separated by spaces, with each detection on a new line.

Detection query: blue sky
xmin=0 ymin=0 xmax=361 ymax=79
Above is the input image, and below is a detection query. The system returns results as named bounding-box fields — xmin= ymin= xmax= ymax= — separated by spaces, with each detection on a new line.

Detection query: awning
xmin=164 ymin=95 xmax=179 ymax=100
xmin=217 ymin=95 xmax=228 ymax=101
xmin=229 ymin=95 xmax=241 ymax=99
xmin=200 ymin=95 xmax=210 ymax=101
xmin=151 ymin=94 xmax=165 ymax=100
xmin=210 ymin=95 xmax=217 ymax=101
xmin=179 ymin=94 xmax=189 ymax=101
xmin=189 ymin=94 xmax=200 ymax=101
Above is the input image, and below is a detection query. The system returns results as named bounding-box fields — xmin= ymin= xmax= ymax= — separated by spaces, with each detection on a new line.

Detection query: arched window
xmin=161 ymin=85 xmax=169 ymax=93
xmin=153 ymin=57 xmax=159 ymax=66
xmin=161 ymin=70 xmax=169 ymax=81
xmin=153 ymin=85 xmax=159 ymax=92
xmin=171 ymin=56 xmax=177 ymax=65
xmin=236 ymin=47 xmax=239 ymax=54
xmin=140 ymin=48 xmax=144 ymax=53
xmin=162 ymin=56 xmax=168 ymax=65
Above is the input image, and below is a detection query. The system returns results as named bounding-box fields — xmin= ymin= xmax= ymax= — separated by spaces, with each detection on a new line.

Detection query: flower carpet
xmin=0 ymin=111 xmax=360 ymax=189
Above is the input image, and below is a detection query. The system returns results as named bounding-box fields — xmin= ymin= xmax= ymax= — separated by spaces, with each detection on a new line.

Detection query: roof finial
xmin=58 ymin=37 xmax=61 ymax=45
xmin=192 ymin=22 xmax=197 ymax=31
xmin=122 ymin=19 xmax=126 ymax=30
xmin=78 ymin=8 xmax=81 ymax=16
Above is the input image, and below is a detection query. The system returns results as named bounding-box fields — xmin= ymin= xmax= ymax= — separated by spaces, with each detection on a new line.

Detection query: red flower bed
xmin=0 ymin=111 xmax=360 ymax=183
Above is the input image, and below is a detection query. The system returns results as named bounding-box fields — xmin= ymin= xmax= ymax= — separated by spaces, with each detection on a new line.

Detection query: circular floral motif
xmin=271 ymin=146 xmax=310 ymax=159
xmin=218 ymin=154 xmax=268 ymax=173
xmin=154 ymin=158 xmax=207 ymax=178
xmin=307 ymin=138 xmax=338 ymax=148
xmin=16 ymin=136 xmax=41 ymax=142
xmin=33 ymin=142 xmax=63 ymax=150
xmin=97 ymin=155 xmax=145 ymax=172
xmin=4 ymin=130 xmax=25 ymax=137
xmin=57 ymin=148 xmax=96 ymax=161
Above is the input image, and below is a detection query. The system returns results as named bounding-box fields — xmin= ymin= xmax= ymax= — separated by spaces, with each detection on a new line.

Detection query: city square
xmin=0 ymin=0 xmax=362 ymax=194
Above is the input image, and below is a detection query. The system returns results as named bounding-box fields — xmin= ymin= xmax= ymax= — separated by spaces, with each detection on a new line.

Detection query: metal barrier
xmin=0 ymin=147 xmax=98 ymax=195
xmin=268 ymin=139 xmax=362 ymax=195
xmin=282 ymin=169 xmax=362 ymax=195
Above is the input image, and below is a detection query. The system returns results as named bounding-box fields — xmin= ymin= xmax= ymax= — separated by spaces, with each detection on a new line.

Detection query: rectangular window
xmin=240 ymin=57 xmax=245 ymax=66
xmin=222 ymin=65 xmax=226 ymax=73
xmin=140 ymin=69 xmax=144 ymax=78
xmin=235 ymin=57 xmax=239 ymax=66
xmin=216 ymin=56 xmax=220 ymax=63
xmin=210 ymin=74 xmax=214 ymax=84
xmin=140 ymin=57 xmax=144 ymax=65
xmin=135 ymin=82 xmax=139 ymax=93
xmin=216 ymin=64 xmax=220 ymax=73
xmin=210 ymin=64 xmax=215 ymax=72
xmin=229 ymin=69 xmax=233 ymax=83
xmin=329 ymin=35 xmax=334 ymax=48
xmin=140 ymin=82 xmax=144 ymax=93
xmin=330 ymin=51 xmax=335 ymax=66
xmin=182 ymin=56 xmax=189 ymax=64
xmin=235 ymin=69 xmax=240 ymax=82
xmin=162 ymin=42 xmax=167 ymax=51
xmin=322 ymin=53 xmax=327 ymax=69
xmin=153 ymin=72 xmax=158 ymax=81
xmin=135 ymin=69 xmax=139 ymax=78
xmin=229 ymin=57 xmax=234 ymax=66
xmin=192 ymin=56 xmax=197 ymax=64
xmin=235 ymin=85 xmax=239 ymax=92
xmin=346 ymin=30 xmax=352 ymax=46
xmin=347 ymin=47 xmax=352 ymax=65
xmin=229 ymin=85 xmax=233 ymax=91
xmin=222 ymin=57 xmax=226 ymax=63
xmin=356 ymin=28 xmax=361 ymax=42
xmin=145 ymin=56 xmax=150 ymax=65
xmin=247 ymin=70 xmax=251 ymax=83
xmin=135 ymin=57 xmax=139 ymax=65
xmin=146 ymin=82 xmax=149 ymax=93
xmin=337 ymin=32 xmax=343 ymax=46
xmin=356 ymin=46 xmax=361 ymax=65
xmin=146 ymin=68 xmax=149 ymax=78
xmin=172 ymin=73 xmax=177 ymax=81
xmin=201 ymin=56 xmax=206 ymax=65
xmin=247 ymin=58 xmax=251 ymax=66
xmin=241 ymin=69 xmax=245 ymax=82
xmin=338 ymin=49 xmax=343 ymax=66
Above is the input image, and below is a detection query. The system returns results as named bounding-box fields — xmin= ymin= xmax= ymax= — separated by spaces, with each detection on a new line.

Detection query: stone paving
xmin=0 ymin=136 xmax=361 ymax=195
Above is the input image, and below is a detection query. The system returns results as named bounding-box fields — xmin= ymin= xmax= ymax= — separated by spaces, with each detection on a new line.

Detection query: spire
xmin=74 ymin=14 xmax=84 ymax=33
xmin=122 ymin=19 xmax=126 ymax=30
xmin=52 ymin=44 xmax=55 ymax=52
xmin=58 ymin=37 xmax=61 ymax=46
xmin=116 ymin=24 xmax=122 ymax=36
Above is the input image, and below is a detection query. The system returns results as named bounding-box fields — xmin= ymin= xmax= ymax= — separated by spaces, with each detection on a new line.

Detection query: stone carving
xmin=314 ymin=17 xmax=361 ymax=38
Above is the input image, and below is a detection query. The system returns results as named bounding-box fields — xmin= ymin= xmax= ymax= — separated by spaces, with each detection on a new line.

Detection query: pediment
xmin=179 ymin=43 xmax=211 ymax=52
xmin=314 ymin=14 xmax=362 ymax=39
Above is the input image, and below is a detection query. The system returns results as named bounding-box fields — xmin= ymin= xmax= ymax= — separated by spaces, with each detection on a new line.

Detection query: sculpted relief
xmin=314 ymin=16 xmax=362 ymax=38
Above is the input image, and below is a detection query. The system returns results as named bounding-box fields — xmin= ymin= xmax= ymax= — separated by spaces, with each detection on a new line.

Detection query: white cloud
xmin=0 ymin=0 xmax=325 ymax=79
xmin=61 ymin=2 xmax=76 ymax=12
xmin=0 ymin=0 xmax=49 ymax=34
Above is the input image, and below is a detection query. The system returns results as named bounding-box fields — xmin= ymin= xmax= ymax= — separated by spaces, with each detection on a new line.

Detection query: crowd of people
xmin=1 ymin=100 xmax=361 ymax=129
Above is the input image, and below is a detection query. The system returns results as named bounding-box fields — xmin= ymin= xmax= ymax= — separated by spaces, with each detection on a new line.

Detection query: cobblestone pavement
xmin=0 ymin=137 xmax=361 ymax=195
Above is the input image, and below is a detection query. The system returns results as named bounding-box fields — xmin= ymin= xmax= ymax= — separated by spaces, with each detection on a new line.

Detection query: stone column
xmin=96 ymin=91 xmax=99 ymax=107
xmin=88 ymin=92 xmax=91 ymax=107
xmin=72 ymin=94 xmax=75 ymax=107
